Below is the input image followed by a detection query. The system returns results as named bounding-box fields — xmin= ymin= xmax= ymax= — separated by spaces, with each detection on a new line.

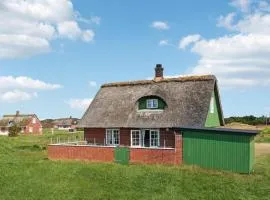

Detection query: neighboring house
xmin=53 ymin=117 xmax=78 ymax=131
xmin=0 ymin=111 xmax=42 ymax=135
xmin=79 ymin=64 xmax=224 ymax=148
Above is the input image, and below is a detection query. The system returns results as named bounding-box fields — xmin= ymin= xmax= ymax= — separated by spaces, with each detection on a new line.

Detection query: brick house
xmin=0 ymin=111 xmax=42 ymax=135
xmin=78 ymin=64 xmax=224 ymax=149
xmin=49 ymin=65 xmax=258 ymax=172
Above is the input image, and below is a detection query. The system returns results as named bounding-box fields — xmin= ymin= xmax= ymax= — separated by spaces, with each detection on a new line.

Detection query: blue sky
xmin=0 ymin=0 xmax=270 ymax=119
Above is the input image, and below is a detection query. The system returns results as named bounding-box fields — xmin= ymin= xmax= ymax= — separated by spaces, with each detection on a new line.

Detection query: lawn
xmin=0 ymin=130 xmax=270 ymax=200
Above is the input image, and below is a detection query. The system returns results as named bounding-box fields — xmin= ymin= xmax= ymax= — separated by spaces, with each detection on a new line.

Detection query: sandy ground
xmin=224 ymin=123 xmax=268 ymax=130
xmin=255 ymin=143 xmax=270 ymax=156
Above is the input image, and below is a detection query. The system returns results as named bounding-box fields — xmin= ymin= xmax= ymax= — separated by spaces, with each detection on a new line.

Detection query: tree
xmin=8 ymin=124 xmax=21 ymax=137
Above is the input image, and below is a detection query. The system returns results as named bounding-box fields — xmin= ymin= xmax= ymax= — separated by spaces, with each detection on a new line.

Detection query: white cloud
xmin=57 ymin=21 xmax=82 ymax=39
xmin=182 ymin=2 xmax=270 ymax=88
xmin=0 ymin=0 xmax=97 ymax=59
xmin=230 ymin=0 xmax=250 ymax=12
xmin=151 ymin=21 xmax=170 ymax=30
xmin=57 ymin=21 xmax=94 ymax=42
xmin=90 ymin=16 xmax=101 ymax=25
xmin=67 ymin=98 xmax=92 ymax=110
xmin=179 ymin=34 xmax=201 ymax=49
xmin=0 ymin=90 xmax=37 ymax=103
xmin=0 ymin=76 xmax=62 ymax=90
xmin=159 ymin=40 xmax=169 ymax=46
xmin=89 ymin=81 xmax=97 ymax=87
xmin=82 ymin=30 xmax=95 ymax=42
xmin=0 ymin=76 xmax=61 ymax=102
xmin=0 ymin=35 xmax=50 ymax=59
xmin=217 ymin=12 xmax=236 ymax=30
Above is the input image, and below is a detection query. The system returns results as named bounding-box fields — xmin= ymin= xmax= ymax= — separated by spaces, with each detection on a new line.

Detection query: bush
xmin=225 ymin=115 xmax=268 ymax=126
xmin=8 ymin=124 xmax=21 ymax=137
xmin=261 ymin=128 xmax=270 ymax=136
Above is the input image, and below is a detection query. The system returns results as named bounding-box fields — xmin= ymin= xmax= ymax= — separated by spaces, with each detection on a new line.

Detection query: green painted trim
xmin=138 ymin=96 xmax=166 ymax=110
xmin=205 ymin=91 xmax=221 ymax=127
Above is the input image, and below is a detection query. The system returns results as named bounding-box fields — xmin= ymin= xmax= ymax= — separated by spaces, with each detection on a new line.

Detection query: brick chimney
xmin=154 ymin=64 xmax=164 ymax=81
xmin=16 ymin=110 xmax=20 ymax=116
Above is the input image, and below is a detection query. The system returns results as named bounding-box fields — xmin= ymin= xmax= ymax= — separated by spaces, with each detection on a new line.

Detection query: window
xmin=106 ymin=129 xmax=120 ymax=146
xmin=131 ymin=130 xmax=141 ymax=146
xmin=130 ymin=129 xmax=160 ymax=147
xmin=210 ymin=96 xmax=214 ymax=113
xmin=29 ymin=127 xmax=33 ymax=133
xmin=32 ymin=118 xmax=36 ymax=124
xmin=146 ymin=99 xmax=158 ymax=109
xmin=138 ymin=96 xmax=166 ymax=110
xmin=150 ymin=130 xmax=160 ymax=147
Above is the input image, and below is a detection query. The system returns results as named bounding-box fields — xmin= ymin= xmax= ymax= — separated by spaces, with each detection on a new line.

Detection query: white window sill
xmin=137 ymin=109 xmax=164 ymax=112
xmin=130 ymin=146 xmax=174 ymax=150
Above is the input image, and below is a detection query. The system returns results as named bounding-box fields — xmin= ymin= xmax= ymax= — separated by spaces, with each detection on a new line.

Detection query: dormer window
xmin=146 ymin=99 xmax=158 ymax=109
xmin=138 ymin=96 xmax=166 ymax=110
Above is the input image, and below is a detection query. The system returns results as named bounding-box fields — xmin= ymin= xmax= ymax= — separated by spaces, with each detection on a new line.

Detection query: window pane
xmin=146 ymin=99 xmax=152 ymax=108
xmin=150 ymin=130 xmax=159 ymax=147
xmin=146 ymin=99 xmax=158 ymax=109
xmin=113 ymin=130 xmax=119 ymax=145
xmin=106 ymin=130 xmax=112 ymax=145
xmin=131 ymin=130 xmax=140 ymax=146
xmin=153 ymin=99 xmax=158 ymax=108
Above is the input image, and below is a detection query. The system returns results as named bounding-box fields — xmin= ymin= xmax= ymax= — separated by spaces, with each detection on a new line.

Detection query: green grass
xmin=0 ymin=130 xmax=270 ymax=200
xmin=256 ymin=135 xmax=270 ymax=143
xmin=256 ymin=128 xmax=270 ymax=143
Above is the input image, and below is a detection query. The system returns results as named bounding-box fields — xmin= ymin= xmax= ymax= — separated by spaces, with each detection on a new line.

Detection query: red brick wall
xmin=130 ymin=134 xmax=182 ymax=165
xmin=48 ymin=134 xmax=183 ymax=165
xmin=84 ymin=128 xmax=175 ymax=148
xmin=24 ymin=116 xmax=42 ymax=135
xmin=48 ymin=145 xmax=114 ymax=162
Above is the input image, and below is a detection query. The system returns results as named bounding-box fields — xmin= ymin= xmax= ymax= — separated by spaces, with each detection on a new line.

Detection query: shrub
xmin=260 ymin=128 xmax=270 ymax=136
xmin=8 ymin=124 xmax=21 ymax=137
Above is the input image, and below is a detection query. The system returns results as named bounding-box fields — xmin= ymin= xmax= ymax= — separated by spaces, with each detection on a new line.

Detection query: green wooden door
xmin=114 ymin=147 xmax=130 ymax=165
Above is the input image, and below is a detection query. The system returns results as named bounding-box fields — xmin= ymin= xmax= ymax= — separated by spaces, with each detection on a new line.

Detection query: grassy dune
xmin=0 ymin=130 xmax=270 ymax=200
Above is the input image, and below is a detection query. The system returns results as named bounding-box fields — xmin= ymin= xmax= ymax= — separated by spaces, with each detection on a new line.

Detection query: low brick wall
xmin=48 ymin=134 xmax=183 ymax=165
xmin=130 ymin=148 xmax=179 ymax=164
xmin=130 ymin=135 xmax=182 ymax=165
xmin=48 ymin=145 xmax=114 ymax=162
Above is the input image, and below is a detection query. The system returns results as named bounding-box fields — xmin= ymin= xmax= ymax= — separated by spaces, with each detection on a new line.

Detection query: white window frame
xmin=210 ymin=96 xmax=214 ymax=114
xmin=29 ymin=127 xmax=33 ymax=133
xmin=131 ymin=130 xmax=141 ymax=147
xmin=146 ymin=99 xmax=158 ymax=109
xmin=32 ymin=117 xmax=36 ymax=124
xmin=131 ymin=129 xmax=160 ymax=148
xmin=150 ymin=129 xmax=160 ymax=147
xmin=106 ymin=129 xmax=120 ymax=146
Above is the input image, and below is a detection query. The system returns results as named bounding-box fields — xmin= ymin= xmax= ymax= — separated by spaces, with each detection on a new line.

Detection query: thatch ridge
xmin=102 ymin=75 xmax=216 ymax=88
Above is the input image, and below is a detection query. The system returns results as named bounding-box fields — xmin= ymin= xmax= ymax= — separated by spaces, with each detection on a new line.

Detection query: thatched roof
xmin=0 ymin=114 xmax=37 ymax=127
xmin=79 ymin=75 xmax=224 ymax=128
xmin=53 ymin=118 xmax=78 ymax=126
